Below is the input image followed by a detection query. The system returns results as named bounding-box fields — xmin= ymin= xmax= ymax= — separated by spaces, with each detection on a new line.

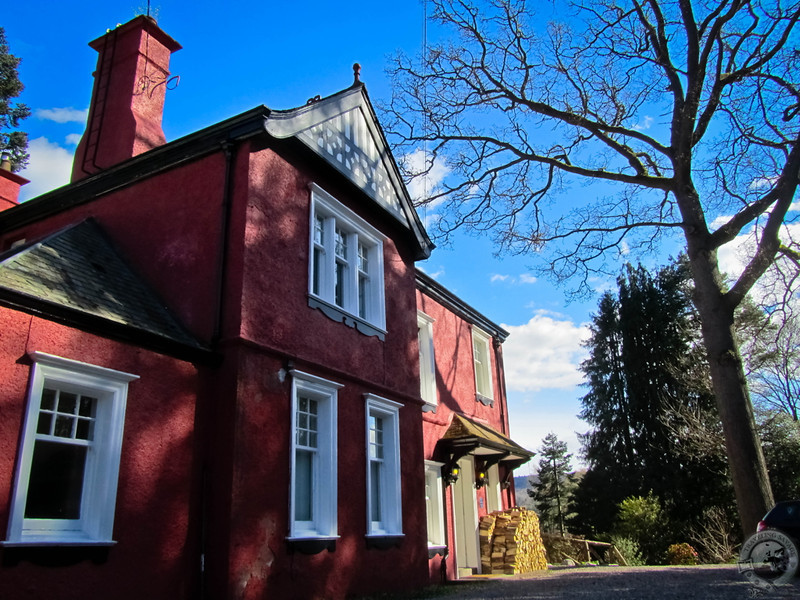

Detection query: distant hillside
xmin=514 ymin=474 xmax=536 ymax=508
xmin=512 ymin=470 xmax=587 ymax=509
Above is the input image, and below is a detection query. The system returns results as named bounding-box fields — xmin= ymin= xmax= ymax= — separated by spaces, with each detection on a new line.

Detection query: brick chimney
xmin=0 ymin=153 xmax=28 ymax=211
xmin=71 ymin=16 xmax=181 ymax=182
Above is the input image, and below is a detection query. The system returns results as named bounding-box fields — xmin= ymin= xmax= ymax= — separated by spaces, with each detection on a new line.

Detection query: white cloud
xmin=402 ymin=148 xmax=450 ymax=207
xmin=490 ymin=272 xmax=538 ymax=285
xmin=34 ymin=107 xmax=89 ymax=124
xmin=65 ymin=133 xmax=82 ymax=146
xmin=589 ymin=275 xmax=615 ymax=295
xmin=633 ymin=115 xmax=653 ymax=131
xmin=18 ymin=137 xmax=74 ymax=201
xmin=715 ymin=221 xmax=800 ymax=310
xmin=502 ymin=312 xmax=590 ymax=393
xmin=716 ymin=230 xmax=753 ymax=279
xmin=710 ymin=214 xmax=731 ymax=230
xmin=749 ymin=176 xmax=778 ymax=190
xmin=418 ymin=264 xmax=445 ymax=280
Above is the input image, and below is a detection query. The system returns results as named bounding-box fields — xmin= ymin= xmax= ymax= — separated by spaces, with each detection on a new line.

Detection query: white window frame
xmin=309 ymin=184 xmax=386 ymax=333
xmin=288 ymin=370 xmax=341 ymax=540
xmin=486 ymin=464 xmax=503 ymax=513
xmin=417 ymin=312 xmax=437 ymax=409
xmin=472 ymin=327 xmax=494 ymax=402
xmin=364 ymin=394 xmax=403 ymax=537
xmin=4 ymin=352 xmax=138 ymax=546
xmin=424 ymin=461 xmax=446 ymax=549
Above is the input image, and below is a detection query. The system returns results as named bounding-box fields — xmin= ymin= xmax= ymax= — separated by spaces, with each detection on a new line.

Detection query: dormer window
xmin=308 ymin=185 xmax=386 ymax=338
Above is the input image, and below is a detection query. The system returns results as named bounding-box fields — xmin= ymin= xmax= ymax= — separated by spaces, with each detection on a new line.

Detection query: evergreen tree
xmin=0 ymin=27 xmax=30 ymax=171
xmin=572 ymin=260 xmax=733 ymax=542
xmin=529 ymin=433 xmax=576 ymax=536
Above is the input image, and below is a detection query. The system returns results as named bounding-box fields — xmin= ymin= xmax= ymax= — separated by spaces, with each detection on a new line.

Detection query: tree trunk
xmin=687 ymin=246 xmax=774 ymax=536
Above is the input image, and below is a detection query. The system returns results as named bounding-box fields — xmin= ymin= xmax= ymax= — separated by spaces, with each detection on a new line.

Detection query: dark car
xmin=757 ymin=500 xmax=800 ymax=540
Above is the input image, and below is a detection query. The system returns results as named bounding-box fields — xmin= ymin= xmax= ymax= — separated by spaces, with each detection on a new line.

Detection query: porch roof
xmin=437 ymin=414 xmax=534 ymax=468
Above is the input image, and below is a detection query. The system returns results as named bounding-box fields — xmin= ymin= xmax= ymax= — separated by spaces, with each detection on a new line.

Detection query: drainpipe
xmin=200 ymin=140 xmax=236 ymax=600
xmin=212 ymin=141 xmax=236 ymax=344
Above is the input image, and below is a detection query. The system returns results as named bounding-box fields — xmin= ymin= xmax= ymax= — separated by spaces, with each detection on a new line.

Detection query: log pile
xmin=479 ymin=508 xmax=548 ymax=574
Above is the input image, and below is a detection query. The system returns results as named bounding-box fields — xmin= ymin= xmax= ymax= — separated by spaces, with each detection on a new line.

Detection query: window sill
xmin=1 ymin=538 xmax=116 ymax=547
xmin=422 ymin=402 xmax=437 ymax=413
xmin=476 ymin=393 xmax=494 ymax=407
xmin=286 ymin=536 xmax=338 ymax=555
xmin=365 ymin=534 xmax=404 ymax=550
xmin=308 ymin=296 xmax=386 ymax=340
xmin=428 ymin=545 xmax=447 ymax=559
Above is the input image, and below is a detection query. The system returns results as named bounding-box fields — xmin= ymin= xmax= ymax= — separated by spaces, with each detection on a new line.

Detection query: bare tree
xmin=385 ymin=0 xmax=800 ymax=534
xmin=744 ymin=314 xmax=800 ymax=422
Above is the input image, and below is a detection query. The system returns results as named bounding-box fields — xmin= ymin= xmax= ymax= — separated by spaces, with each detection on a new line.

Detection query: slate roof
xmin=0 ymin=220 xmax=206 ymax=356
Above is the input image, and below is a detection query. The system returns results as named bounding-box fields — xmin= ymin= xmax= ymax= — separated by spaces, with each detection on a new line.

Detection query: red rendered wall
xmin=417 ymin=289 xmax=510 ymax=458
xmin=205 ymin=144 xmax=428 ymax=599
xmin=237 ymin=146 xmax=421 ymax=397
xmin=0 ymin=135 xmax=431 ymax=599
xmin=0 ymin=308 xmax=200 ymax=599
xmin=417 ymin=288 xmax=514 ymax=582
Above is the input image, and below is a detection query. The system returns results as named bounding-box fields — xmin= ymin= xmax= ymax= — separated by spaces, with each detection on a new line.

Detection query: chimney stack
xmin=0 ymin=153 xmax=29 ymax=212
xmin=71 ymin=16 xmax=181 ymax=182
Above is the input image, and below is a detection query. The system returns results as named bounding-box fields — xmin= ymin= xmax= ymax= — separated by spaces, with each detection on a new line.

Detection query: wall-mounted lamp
xmin=443 ymin=465 xmax=460 ymax=486
xmin=475 ymin=469 xmax=488 ymax=489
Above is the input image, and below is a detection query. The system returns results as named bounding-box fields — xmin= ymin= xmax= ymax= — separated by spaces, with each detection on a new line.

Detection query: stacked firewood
xmin=479 ymin=508 xmax=548 ymax=574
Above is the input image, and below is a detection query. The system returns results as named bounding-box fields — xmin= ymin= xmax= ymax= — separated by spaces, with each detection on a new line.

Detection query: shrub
xmin=609 ymin=536 xmax=645 ymax=567
xmin=613 ymin=492 xmax=665 ymax=564
xmin=666 ymin=543 xmax=699 ymax=565
xmin=689 ymin=507 xmax=741 ymax=564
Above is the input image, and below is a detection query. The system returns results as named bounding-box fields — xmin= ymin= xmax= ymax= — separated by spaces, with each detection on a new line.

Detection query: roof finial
xmin=352 ymin=62 xmax=362 ymax=87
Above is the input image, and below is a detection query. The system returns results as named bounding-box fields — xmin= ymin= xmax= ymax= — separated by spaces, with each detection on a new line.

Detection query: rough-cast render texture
xmin=0 ymin=310 xmax=199 ymax=599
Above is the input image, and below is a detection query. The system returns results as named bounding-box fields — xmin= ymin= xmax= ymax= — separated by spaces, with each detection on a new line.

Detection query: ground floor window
xmin=5 ymin=352 xmax=137 ymax=546
xmin=289 ymin=371 xmax=342 ymax=540
xmin=365 ymin=394 xmax=403 ymax=537
xmin=425 ymin=460 xmax=446 ymax=549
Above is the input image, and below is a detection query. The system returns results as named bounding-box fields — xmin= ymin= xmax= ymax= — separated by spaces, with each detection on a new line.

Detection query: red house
xmin=0 ymin=16 xmax=531 ymax=599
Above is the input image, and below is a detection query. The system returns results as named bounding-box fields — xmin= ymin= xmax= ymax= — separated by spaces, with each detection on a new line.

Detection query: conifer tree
xmin=0 ymin=27 xmax=30 ymax=171
xmin=529 ymin=433 xmax=576 ymax=536
xmin=573 ymin=260 xmax=732 ymax=539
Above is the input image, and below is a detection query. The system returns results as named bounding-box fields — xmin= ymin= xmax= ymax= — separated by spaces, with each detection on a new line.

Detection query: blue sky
xmin=7 ymin=0 xmax=641 ymax=473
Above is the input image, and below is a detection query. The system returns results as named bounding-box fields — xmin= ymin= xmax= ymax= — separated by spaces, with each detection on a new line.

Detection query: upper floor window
xmin=472 ymin=327 xmax=494 ymax=404
xmin=365 ymin=394 xmax=402 ymax=537
xmin=417 ymin=312 xmax=437 ymax=409
xmin=289 ymin=370 xmax=341 ymax=540
xmin=309 ymin=185 xmax=386 ymax=336
xmin=4 ymin=352 xmax=138 ymax=546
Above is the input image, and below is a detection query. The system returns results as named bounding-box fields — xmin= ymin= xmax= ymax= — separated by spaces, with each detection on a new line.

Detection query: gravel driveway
xmin=393 ymin=565 xmax=799 ymax=599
